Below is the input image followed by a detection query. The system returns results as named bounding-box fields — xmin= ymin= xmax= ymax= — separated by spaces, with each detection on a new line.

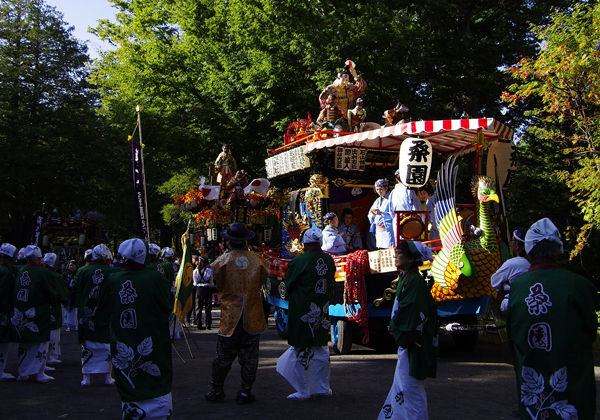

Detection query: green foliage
xmin=503 ymin=2 xmax=600 ymax=260
xmin=89 ymin=0 xmax=567 ymax=228
xmin=0 ymin=0 xmax=134 ymax=245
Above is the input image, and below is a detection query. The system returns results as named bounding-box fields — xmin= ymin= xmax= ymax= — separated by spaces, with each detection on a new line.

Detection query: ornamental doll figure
xmin=317 ymin=94 xmax=347 ymax=131
xmin=225 ymin=170 xmax=249 ymax=204
xmin=348 ymin=98 xmax=367 ymax=132
xmin=319 ymin=60 xmax=367 ymax=115
xmin=215 ymin=144 xmax=237 ymax=188
xmin=384 ymin=102 xmax=409 ymax=126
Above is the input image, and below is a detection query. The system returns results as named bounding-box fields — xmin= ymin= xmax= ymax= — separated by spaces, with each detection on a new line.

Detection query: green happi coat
xmin=0 ymin=265 xmax=15 ymax=343
xmin=48 ymin=270 xmax=68 ymax=330
xmin=157 ymin=261 xmax=176 ymax=306
xmin=389 ymin=269 xmax=438 ymax=380
xmin=285 ymin=251 xmax=335 ymax=348
xmin=11 ymin=265 xmax=58 ymax=343
xmin=507 ymin=262 xmax=598 ymax=420
xmin=101 ymin=269 xmax=173 ymax=403
xmin=76 ymin=264 xmax=119 ymax=344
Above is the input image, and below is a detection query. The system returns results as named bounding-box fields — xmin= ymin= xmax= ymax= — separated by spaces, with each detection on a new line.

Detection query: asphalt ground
xmin=1 ymin=309 xmax=599 ymax=420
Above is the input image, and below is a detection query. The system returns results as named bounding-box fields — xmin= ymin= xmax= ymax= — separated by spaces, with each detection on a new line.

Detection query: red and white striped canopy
xmin=303 ymin=118 xmax=514 ymax=155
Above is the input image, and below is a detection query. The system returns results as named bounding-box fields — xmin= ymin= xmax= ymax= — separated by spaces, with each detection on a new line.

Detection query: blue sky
xmin=45 ymin=0 xmax=117 ymax=59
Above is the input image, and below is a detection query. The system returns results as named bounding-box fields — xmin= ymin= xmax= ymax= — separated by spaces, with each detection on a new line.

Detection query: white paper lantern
xmin=78 ymin=234 xmax=85 ymax=246
xmin=398 ymin=138 xmax=433 ymax=188
xmin=264 ymin=228 xmax=272 ymax=242
xmin=42 ymin=235 xmax=49 ymax=247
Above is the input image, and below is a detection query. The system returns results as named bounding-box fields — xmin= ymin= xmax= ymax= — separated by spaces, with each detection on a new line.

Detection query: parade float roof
xmin=303 ymin=118 xmax=515 ymax=155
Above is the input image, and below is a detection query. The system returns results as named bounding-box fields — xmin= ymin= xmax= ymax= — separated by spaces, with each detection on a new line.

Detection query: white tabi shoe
xmin=104 ymin=374 xmax=115 ymax=386
xmin=81 ymin=374 xmax=91 ymax=387
xmin=35 ymin=373 xmax=55 ymax=383
xmin=44 ymin=366 xmax=55 ymax=372
xmin=287 ymin=392 xmax=310 ymax=401
xmin=0 ymin=372 xmax=15 ymax=380
xmin=46 ymin=359 xmax=62 ymax=365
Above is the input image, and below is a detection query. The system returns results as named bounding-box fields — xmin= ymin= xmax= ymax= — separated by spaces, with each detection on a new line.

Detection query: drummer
xmin=368 ymin=179 xmax=396 ymax=249
xmin=390 ymin=169 xmax=422 ymax=241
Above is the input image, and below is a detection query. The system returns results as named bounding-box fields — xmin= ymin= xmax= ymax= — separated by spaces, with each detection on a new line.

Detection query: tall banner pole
xmin=132 ymin=105 xmax=150 ymax=242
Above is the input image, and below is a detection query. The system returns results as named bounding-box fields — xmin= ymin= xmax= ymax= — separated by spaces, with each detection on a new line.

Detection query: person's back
xmin=508 ymin=267 xmax=597 ymax=419
xmin=13 ymin=265 xmax=56 ymax=343
xmin=507 ymin=218 xmax=598 ymax=420
xmin=103 ymin=268 xmax=173 ymax=403
xmin=76 ymin=263 xmax=117 ymax=344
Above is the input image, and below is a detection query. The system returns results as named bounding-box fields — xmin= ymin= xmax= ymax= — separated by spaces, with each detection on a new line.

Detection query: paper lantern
xmin=78 ymin=234 xmax=86 ymax=246
xmin=42 ymin=235 xmax=49 ymax=247
xmin=264 ymin=228 xmax=272 ymax=242
xmin=486 ymin=140 xmax=517 ymax=189
xmin=398 ymin=138 xmax=433 ymax=188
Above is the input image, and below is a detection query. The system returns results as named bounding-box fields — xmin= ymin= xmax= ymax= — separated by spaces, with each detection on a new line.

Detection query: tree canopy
xmin=503 ymin=2 xmax=600 ymax=260
xmin=0 ymin=0 xmax=133 ymax=246
xmin=89 ymin=0 xmax=569 ymax=232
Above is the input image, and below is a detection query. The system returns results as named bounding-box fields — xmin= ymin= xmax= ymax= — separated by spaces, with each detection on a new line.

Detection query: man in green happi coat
xmin=11 ymin=245 xmax=59 ymax=383
xmin=41 ymin=253 xmax=68 ymax=365
xmin=378 ymin=241 xmax=437 ymax=420
xmin=0 ymin=243 xmax=17 ymax=380
xmin=507 ymin=218 xmax=598 ymax=420
xmin=76 ymin=243 xmax=120 ymax=387
xmin=100 ymin=239 xmax=173 ymax=420
xmin=276 ymin=228 xmax=335 ymax=400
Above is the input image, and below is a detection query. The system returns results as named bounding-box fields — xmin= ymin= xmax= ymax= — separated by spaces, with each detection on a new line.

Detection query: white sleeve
xmin=490 ymin=257 xmax=531 ymax=291
xmin=192 ymin=268 xmax=201 ymax=286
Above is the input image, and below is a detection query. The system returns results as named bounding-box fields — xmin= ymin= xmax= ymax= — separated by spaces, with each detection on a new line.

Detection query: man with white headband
xmin=0 ymin=243 xmax=17 ymax=380
xmin=12 ymin=245 xmax=59 ymax=383
xmin=40 ymin=253 xmax=68 ymax=366
xmin=276 ymin=228 xmax=335 ymax=400
xmin=99 ymin=238 xmax=173 ymax=419
xmin=491 ymin=227 xmax=531 ymax=311
xmin=507 ymin=218 xmax=598 ymax=419
xmin=377 ymin=240 xmax=437 ymax=420
xmin=75 ymin=243 xmax=118 ymax=387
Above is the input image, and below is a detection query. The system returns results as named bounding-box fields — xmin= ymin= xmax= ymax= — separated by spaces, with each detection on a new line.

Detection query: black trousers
xmin=186 ymin=287 xmax=197 ymax=324
xmin=196 ymin=286 xmax=213 ymax=327
xmin=211 ymin=319 xmax=260 ymax=392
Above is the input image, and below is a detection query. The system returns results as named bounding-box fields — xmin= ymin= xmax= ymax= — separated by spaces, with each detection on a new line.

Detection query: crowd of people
xmin=321 ymin=169 xmax=434 ymax=256
xmin=0 ymin=209 xmax=597 ymax=419
xmin=0 ymin=239 xmax=187 ymax=417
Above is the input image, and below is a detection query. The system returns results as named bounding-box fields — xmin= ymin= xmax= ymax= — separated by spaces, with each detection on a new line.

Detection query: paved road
xmin=1 ymin=310 xmax=598 ymax=420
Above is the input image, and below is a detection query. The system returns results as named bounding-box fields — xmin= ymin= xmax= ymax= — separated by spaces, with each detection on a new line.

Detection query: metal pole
xmin=136 ymin=105 xmax=150 ymax=243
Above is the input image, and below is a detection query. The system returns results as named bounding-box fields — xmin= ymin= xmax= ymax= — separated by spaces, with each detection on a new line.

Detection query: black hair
xmin=513 ymin=228 xmax=528 ymax=244
xmin=419 ymin=183 xmax=434 ymax=196
xmin=396 ymin=241 xmax=425 ymax=269
xmin=528 ymin=239 xmax=561 ymax=260
xmin=229 ymin=240 xmax=246 ymax=249
xmin=342 ymin=208 xmax=354 ymax=217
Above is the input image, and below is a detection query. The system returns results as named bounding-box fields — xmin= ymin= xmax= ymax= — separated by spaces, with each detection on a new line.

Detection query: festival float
xmin=34 ymin=210 xmax=108 ymax=270
xmin=172 ymin=60 xmax=518 ymax=353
